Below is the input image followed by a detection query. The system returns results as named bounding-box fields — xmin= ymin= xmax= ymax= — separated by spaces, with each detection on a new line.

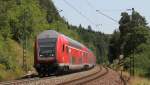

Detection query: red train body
xmin=34 ymin=30 xmax=96 ymax=75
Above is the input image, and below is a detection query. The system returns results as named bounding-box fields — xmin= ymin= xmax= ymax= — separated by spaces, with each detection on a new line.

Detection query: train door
xmin=62 ymin=44 xmax=65 ymax=63
xmin=85 ymin=53 xmax=88 ymax=64
xmin=66 ymin=46 xmax=72 ymax=64
xmin=81 ymin=52 xmax=84 ymax=65
xmin=83 ymin=52 xmax=86 ymax=65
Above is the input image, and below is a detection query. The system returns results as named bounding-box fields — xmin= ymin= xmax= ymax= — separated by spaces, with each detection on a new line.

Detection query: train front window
xmin=38 ymin=38 xmax=57 ymax=58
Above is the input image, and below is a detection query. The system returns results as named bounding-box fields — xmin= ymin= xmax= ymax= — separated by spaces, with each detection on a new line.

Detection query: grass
xmin=0 ymin=38 xmax=33 ymax=81
xmin=130 ymin=76 xmax=150 ymax=85
xmin=115 ymin=67 xmax=150 ymax=85
xmin=120 ymin=71 xmax=150 ymax=85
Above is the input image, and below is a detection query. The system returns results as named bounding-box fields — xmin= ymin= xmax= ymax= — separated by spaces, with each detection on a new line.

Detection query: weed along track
xmin=0 ymin=76 xmax=56 ymax=85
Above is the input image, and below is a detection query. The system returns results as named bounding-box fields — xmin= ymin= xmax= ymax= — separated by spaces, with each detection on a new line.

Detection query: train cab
xmin=34 ymin=30 xmax=96 ymax=76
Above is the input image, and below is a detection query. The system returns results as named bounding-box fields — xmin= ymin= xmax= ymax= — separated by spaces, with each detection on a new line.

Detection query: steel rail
xmin=57 ymin=65 xmax=106 ymax=85
xmin=79 ymin=66 xmax=108 ymax=85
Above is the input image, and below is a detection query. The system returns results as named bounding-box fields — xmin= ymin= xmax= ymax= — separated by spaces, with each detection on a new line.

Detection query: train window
xmin=82 ymin=52 xmax=84 ymax=57
xmin=62 ymin=44 xmax=64 ymax=52
xmin=66 ymin=46 xmax=71 ymax=53
xmin=66 ymin=46 xmax=69 ymax=53
xmin=38 ymin=38 xmax=56 ymax=58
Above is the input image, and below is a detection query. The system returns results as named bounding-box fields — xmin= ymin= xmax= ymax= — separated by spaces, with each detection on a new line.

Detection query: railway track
xmin=57 ymin=66 xmax=108 ymax=85
xmin=0 ymin=66 xmax=127 ymax=85
xmin=0 ymin=66 xmax=101 ymax=85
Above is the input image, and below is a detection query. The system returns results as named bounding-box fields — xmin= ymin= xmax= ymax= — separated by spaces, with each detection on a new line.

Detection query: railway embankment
xmin=0 ymin=65 xmax=128 ymax=85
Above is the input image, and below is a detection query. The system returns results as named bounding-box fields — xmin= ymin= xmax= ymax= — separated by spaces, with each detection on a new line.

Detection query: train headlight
xmin=51 ymin=54 xmax=54 ymax=56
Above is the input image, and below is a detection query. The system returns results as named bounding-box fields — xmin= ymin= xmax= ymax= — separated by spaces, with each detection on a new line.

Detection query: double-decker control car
xmin=34 ymin=30 xmax=96 ymax=76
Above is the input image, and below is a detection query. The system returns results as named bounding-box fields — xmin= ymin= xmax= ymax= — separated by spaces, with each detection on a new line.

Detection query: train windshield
xmin=38 ymin=38 xmax=57 ymax=58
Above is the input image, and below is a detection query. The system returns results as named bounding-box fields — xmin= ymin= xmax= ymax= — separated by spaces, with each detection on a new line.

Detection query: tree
xmin=0 ymin=0 xmax=13 ymax=40
xmin=87 ymin=25 xmax=92 ymax=31
xmin=109 ymin=11 xmax=150 ymax=64
xmin=109 ymin=30 xmax=120 ymax=62
xmin=118 ymin=11 xmax=148 ymax=57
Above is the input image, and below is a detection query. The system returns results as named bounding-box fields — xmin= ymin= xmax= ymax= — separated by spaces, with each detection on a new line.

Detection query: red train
xmin=34 ymin=30 xmax=96 ymax=76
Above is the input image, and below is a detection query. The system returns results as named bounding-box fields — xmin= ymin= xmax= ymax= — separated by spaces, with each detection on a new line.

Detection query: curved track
xmin=57 ymin=66 xmax=108 ymax=85
xmin=0 ymin=66 xmax=127 ymax=85
xmin=0 ymin=66 xmax=102 ymax=85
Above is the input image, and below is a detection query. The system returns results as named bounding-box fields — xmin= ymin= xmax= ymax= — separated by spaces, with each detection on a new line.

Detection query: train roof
xmin=37 ymin=30 xmax=89 ymax=51
xmin=37 ymin=30 xmax=59 ymax=39
xmin=62 ymin=34 xmax=86 ymax=49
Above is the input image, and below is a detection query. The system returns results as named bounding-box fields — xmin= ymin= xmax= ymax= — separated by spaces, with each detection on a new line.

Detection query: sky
xmin=52 ymin=0 xmax=150 ymax=34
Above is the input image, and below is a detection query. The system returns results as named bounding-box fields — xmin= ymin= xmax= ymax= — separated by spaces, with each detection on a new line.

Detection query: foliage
xmin=109 ymin=10 xmax=150 ymax=77
xmin=110 ymin=11 xmax=150 ymax=59
xmin=0 ymin=0 xmax=109 ymax=80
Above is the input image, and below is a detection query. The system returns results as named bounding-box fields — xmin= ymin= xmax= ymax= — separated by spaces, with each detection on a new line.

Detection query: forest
xmin=109 ymin=10 xmax=150 ymax=77
xmin=0 ymin=0 xmax=109 ymax=80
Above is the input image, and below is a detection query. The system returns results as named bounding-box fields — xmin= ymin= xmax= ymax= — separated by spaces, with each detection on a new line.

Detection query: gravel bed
xmin=84 ymin=68 xmax=125 ymax=85
xmin=0 ymin=66 xmax=126 ymax=85
xmin=36 ymin=66 xmax=100 ymax=85
xmin=0 ymin=66 xmax=100 ymax=85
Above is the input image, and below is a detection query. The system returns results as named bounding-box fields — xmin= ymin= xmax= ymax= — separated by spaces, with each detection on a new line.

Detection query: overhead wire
xmin=63 ymin=0 xmax=96 ymax=25
xmin=85 ymin=0 xmax=102 ymax=30
xmin=86 ymin=0 xmax=118 ymax=24
xmin=96 ymin=10 xmax=118 ymax=23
